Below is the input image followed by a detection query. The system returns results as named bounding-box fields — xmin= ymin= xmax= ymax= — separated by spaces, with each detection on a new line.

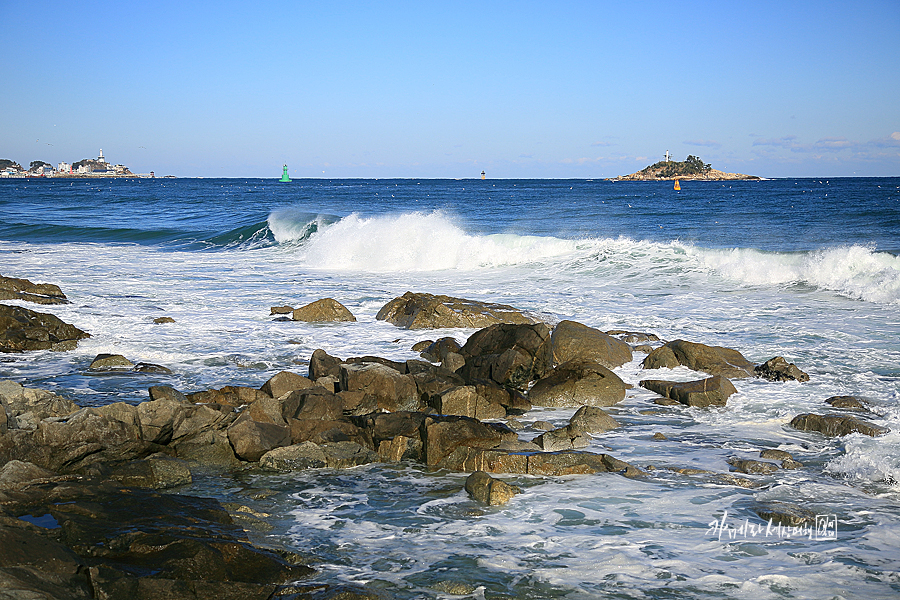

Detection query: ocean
xmin=1 ymin=177 xmax=899 ymax=599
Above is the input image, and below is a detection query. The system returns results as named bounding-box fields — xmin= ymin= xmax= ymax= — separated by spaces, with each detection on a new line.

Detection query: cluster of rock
xmin=1 ymin=282 xmax=893 ymax=595
xmin=0 ymin=274 xmax=69 ymax=305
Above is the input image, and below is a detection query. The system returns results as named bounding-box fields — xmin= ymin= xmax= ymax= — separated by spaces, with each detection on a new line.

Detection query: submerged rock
xmin=465 ymin=470 xmax=521 ymax=506
xmin=752 ymin=501 xmax=816 ymax=527
xmin=825 ymin=395 xmax=868 ymax=410
xmin=376 ymin=291 xmax=540 ymax=329
xmin=789 ymin=413 xmax=888 ymax=437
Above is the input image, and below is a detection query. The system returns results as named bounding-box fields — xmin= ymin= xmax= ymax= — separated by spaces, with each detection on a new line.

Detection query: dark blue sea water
xmin=1 ymin=177 xmax=899 ymax=599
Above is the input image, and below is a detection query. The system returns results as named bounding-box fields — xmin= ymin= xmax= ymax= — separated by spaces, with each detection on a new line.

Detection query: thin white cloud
xmin=684 ymin=139 xmax=721 ymax=148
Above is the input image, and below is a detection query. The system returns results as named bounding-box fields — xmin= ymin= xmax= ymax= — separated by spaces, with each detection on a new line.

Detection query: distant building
xmin=58 ymin=162 xmax=71 ymax=174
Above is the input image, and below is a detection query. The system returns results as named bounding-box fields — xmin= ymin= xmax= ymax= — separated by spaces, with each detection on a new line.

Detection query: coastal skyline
xmin=2 ymin=0 xmax=898 ymax=179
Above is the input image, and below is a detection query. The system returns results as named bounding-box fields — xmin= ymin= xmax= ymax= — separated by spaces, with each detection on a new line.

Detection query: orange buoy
xmin=674 ymin=179 xmax=681 ymax=190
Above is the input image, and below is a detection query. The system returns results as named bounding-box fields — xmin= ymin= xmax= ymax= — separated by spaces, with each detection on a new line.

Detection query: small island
xmin=614 ymin=154 xmax=759 ymax=181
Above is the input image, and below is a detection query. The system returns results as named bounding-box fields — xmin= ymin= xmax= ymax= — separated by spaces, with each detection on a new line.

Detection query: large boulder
xmin=309 ymin=348 xmax=344 ymax=380
xmin=226 ymin=414 xmax=291 ymax=462
xmin=0 ymin=274 xmax=68 ymax=305
xmin=789 ymin=413 xmax=888 ymax=437
xmin=421 ymin=415 xmax=508 ymax=467
xmin=291 ymin=298 xmax=356 ymax=322
xmin=528 ymin=360 xmax=628 ymax=408
xmin=339 ymin=362 xmax=422 ymax=412
xmin=0 ymin=304 xmax=90 ymax=352
xmin=458 ymin=322 xmax=552 ymax=390
xmin=568 ymin=405 xmax=620 ymax=433
xmin=550 ymin=320 xmax=633 ymax=368
xmin=642 ymin=339 xmax=755 ymax=378
xmin=259 ymin=370 xmax=315 ymax=399
xmin=428 ymin=385 xmax=507 ymax=420
xmin=376 ymin=291 xmax=540 ymax=329
xmin=640 ymin=375 xmax=737 ymax=408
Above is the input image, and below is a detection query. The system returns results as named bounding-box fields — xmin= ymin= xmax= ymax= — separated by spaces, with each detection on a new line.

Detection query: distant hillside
xmin=615 ymin=155 xmax=759 ymax=181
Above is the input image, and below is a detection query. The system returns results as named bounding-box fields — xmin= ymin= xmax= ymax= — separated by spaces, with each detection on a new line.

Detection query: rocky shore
xmin=0 ymin=280 xmax=890 ymax=599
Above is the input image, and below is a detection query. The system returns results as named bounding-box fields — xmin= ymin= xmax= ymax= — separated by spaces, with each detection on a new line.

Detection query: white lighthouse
xmin=98 ymin=149 xmax=106 ymax=163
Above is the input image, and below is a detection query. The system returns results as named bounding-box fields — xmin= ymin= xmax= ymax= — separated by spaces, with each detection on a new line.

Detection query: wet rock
xmin=550 ymin=320 xmax=633 ymax=368
xmin=727 ymin=457 xmax=779 ymax=475
xmin=642 ymin=339 xmax=755 ymax=378
xmin=292 ymin=298 xmax=356 ymax=322
xmin=0 ymin=274 xmax=68 ymax=305
xmin=442 ymin=352 xmax=466 ymax=373
xmin=411 ymin=339 xmax=433 ymax=352
xmin=407 ymin=360 xmax=466 ymax=400
xmin=640 ymin=375 xmax=737 ymax=408
xmin=0 ymin=303 xmax=90 ymax=352
xmin=568 ymin=405 xmax=620 ymax=433
xmin=376 ymin=291 xmax=540 ymax=329
xmin=526 ymin=451 xmax=644 ymax=478
xmin=107 ymin=454 xmax=192 ymax=489
xmin=759 ymin=449 xmax=794 ymax=461
xmin=458 ymin=322 xmax=552 ymax=390
xmin=754 ymin=356 xmax=810 ymax=382
xmin=753 ymin=501 xmax=816 ymax=527
xmin=89 ymin=353 xmax=135 ymax=370
xmin=606 ymin=330 xmax=661 ymax=344
xmin=281 ymin=387 xmax=344 ymax=422
xmin=652 ymin=432 xmax=667 ymax=440
xmin=534 ymin=425 xmax=591 ymax=451
xmin=781 ymin=458 xmax=803 ymax=469
xmin=172 ymin=430 xmax=241 ymax=469
xmin=790 ymin=413 xmax=888 ymax=437
xmin=531 ymin=420 xmax=555 ymax=431
xmin=528 ymin=360 xmax=628 ymax=408
xmin=825 ymin=395 xmax=868 ymax=410
xmin=153 ymin=316 xmax=176 ymax=324
xmin=187 ymin=386 xmax=268 ymax=407
xmin=132 ymin=362 xmax=173 ymax=374
xmin=0 ymin=479 xmax=312 ymax=597
xmin=259 ymin=441 xmax=327 ymax=470
xmin=288 ymin=418 xmax=370 ymax=448
xmin=270 ymin=305 xmax=294 ymax=315
xmin=261 ymin=370 xmax=315 ymax=400
xmin=340 ymin=362 xmax=422 ymax=412
xmin=465 ymin=470 xmax=521 ymax=506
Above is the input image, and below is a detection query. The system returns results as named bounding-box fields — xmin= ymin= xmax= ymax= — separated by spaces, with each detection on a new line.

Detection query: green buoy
xmin=279 ymin=164 xmax=291 ymax=182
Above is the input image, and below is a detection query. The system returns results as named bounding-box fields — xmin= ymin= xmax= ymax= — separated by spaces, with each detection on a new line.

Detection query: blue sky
xmin=2 ymin=1 xmax=898 ymax=178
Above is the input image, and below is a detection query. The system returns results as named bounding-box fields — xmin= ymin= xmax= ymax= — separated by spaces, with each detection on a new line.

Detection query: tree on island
xmin=0 ymin=159 xmax=21 ymax=171
xmin=641 ymin=155 xmax=712 ymax=178
xmin=29 ymin=160 xmax=50 ymax=172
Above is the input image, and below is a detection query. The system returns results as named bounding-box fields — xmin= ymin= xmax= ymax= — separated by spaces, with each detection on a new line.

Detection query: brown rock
xmin=419 ymin=336 xmax=462 ymax=362
xmin=825 ymin=395 xmax=868 ymax=410
xmin=753 ymin=501 xmax=816 ymax=527
xmin=88 ymin=353 xmax=134 ymax=370
xmin=259 ymin=370 xmax=315 ymax=399
xmin=464 ymin=470 xmax=521 ymax=505
xmin=640 ymin=375 xmax=737 ymax=408
xmin=291 ymin=298 xmax=356 ymax=322
xmin=754 ymin=356 xmax=810 ymax=382
xmin=790 ymin=413 xmax=888 ymax=437
xmin=153 ymin=316 xmax=176 ymax=324
xmin=550 ymin=320 xmax=633 ymax=368
xmin=309 ymin=348 xmax=344 ymax=380
xmin=458 ymin=322 xmax=552 ymax=390
xmin=226 ymin=414 xmax=291 ymax=462
xmin=422 ymin=415 xmax=504 ymax=467
xmin=528 ymin=360 xmax=628 ymax=408
xmin=0 ymin=274 xmax=68 ymax=305
xmin=269 ymin=306 xmax=294 ymax=315
xmin=642 ymin=339 xmax=755 ymax=378
xmin=340 ymin=362 xmax=421 ymax=412
xmin=568 ymin=405 xmax=620 ymax=433
xmin=429 ymin=385 xmax=506 ymax=420
xmin=727 ymin=457 xmax=779 ymax=474
xmin=0 ymin=304 xmax=90 ymax=352
xmin=376 ymin=291 xmax=540 ymax=329
xmin=533 ymin=425 xmax=591 ymax=451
